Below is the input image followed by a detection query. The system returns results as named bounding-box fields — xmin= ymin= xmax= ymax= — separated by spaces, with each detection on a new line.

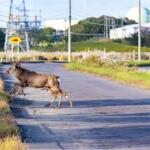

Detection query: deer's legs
xmin=45 ymin=90 xmax=55 ymax=107
xmin=56 ymin=94 xmax=62 ymax=108
xmin=65 ymin=94 xmax=73 ymax=108
xmin=9 ymin=83 xmax=20 ymax=95
xmin=9 ymin=83 xmax=25 ymax=96
xmin=16 ymin=86 xmax=25 ymax=96
xmin=61 ymin=91 xmax=72 ymax=108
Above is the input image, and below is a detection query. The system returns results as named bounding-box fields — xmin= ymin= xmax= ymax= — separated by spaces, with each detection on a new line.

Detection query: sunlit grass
xmin=66 ymin=62 xmax=150 ymax=89
xmin=0 ymin=100 xmax=9 ymax=113
xmin=0 ymin=136 xmax=26 ymax=150
xmin=0 ymin=80 xmax=3 ymax=91
xmin=0 ymin=91 xmax=10 ymax=102
xmin=0 ymin=114 xmax=18 ymax=138
xmin=0 ymin=79 xmax=26 ymax=150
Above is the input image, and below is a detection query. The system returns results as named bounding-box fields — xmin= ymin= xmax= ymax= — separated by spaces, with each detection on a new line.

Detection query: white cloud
xmin=43 ymin=19 xmax=79 ymax=30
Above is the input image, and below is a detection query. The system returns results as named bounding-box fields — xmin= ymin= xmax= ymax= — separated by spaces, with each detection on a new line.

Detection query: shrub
xmin=83 ymin=56 xmax=104 ymax=66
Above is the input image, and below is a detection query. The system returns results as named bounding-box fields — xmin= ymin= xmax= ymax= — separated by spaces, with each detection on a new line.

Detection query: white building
xmin=110 ymin=6 xmax=150 ymax=39
xmin=126 ymin=7 xmax=150 ymax=24
xmin=110 ymin=24 xmax=150 ymax=39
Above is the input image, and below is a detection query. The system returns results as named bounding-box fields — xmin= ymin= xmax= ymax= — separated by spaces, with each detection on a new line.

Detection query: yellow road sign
xmin=9 ymin=37 xmax=21 ymax=44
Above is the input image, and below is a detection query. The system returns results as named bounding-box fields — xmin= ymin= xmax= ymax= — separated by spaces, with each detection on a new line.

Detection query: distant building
xmin=126 ymin=7 xmax=150 ymax=24
xmin=110 ymin=24 xmax=150 ymax=39
xmin=110 ymin=6 xmax=150 ymax=39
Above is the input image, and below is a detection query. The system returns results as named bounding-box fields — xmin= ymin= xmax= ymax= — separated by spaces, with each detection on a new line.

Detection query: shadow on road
xmin=2 ymin=63 xmax=150 ymax=149
xmin=8 ymin=96 xmax=150 ymax=149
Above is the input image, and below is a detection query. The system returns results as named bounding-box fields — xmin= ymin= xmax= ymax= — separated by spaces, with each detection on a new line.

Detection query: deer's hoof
xmin=45 ymin=103 xmax=51 ymax=107
xmin=55 ymin=106 xmax=61 ymax=109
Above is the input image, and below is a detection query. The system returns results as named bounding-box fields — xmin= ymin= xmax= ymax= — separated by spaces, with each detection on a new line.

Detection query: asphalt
xmin=1 ymin=63 xmax=150 ymax=150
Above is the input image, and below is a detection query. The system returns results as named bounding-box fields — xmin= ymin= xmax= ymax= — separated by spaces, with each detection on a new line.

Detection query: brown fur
xmin=7 ymin=61 xmax=73 ymax=108
xmin=47 ymin=88 xmax=72 ymax=108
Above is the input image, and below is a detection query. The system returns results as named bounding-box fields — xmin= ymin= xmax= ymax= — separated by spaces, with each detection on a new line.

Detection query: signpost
xmin=9 ymin=37 xmax=21 ymax=60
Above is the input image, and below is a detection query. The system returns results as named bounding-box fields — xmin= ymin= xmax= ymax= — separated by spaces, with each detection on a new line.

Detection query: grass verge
xmin=65 ymin=62 xmax=150 ymax=89
xmin=0 ymin=78 xmax=26 ymax=150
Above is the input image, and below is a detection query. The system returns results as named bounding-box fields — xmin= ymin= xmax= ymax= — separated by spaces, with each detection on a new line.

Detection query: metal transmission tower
xmin=4 ymin=0 xmax=41 ymax=53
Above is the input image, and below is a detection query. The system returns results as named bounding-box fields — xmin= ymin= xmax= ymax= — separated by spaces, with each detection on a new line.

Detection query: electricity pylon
xmin=4 ymin=0 xmax=41 ymax=52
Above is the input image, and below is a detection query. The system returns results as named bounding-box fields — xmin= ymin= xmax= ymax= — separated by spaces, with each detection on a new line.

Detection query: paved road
xmin=1 ymin=63 xmax=150 ymax=150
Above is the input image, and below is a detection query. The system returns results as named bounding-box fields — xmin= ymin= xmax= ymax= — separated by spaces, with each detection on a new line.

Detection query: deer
xmin=6 ymin=61 xmax=72 ymax=108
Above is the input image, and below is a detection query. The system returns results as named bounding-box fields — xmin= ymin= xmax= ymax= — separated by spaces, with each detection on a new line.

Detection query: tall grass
xmin=0 ymin=101 xmax=9 ymax=113
xmin=0 ymin=79 xmax=26 ymax=150
xmin=0 ymin=79 xmax=3 ymax=91
xmin=0 ymin=136 xmax=26 ymax=150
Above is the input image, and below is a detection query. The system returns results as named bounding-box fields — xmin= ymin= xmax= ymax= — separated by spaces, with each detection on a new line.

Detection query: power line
xmin=72 ymin=32 xmax=104 ymax=36
xmin=73 ymin=18 xmax=122 ymax=27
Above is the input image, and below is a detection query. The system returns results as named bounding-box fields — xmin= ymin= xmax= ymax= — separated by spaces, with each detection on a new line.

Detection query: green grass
xmin=65 ymin=62 xmax=150 ymax=89
xmin=53 ymin=41 xmax=150 ymax=52
xmin=0 ymin=87 xmax=18 ymax=138
xmin=0 ymin=120 xmax=18 ymax=138
xmin=128 ymin=60 xmax=150 ymax=66
xmin=0 ymin=82 xmax=25 ymax=149
xmin=0 ymin=91 xmax=10 ymax=102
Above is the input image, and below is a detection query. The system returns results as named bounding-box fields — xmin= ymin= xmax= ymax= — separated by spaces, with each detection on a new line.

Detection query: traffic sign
xmin=9 ymin=37 xmax=21 ymax=44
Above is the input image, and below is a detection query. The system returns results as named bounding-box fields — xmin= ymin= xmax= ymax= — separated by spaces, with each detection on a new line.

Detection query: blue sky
xmin=1 ymin=0 xmax=150 ymax=28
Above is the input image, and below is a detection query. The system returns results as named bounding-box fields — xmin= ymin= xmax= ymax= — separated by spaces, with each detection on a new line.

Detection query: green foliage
xmin=71 ymin=16 xmax=136 ymax=42
xmin=0 ymin=83 xmax=19 ymax=139
xmin=0 ymin=91 xmax=10 ymax=102
xmin=29 ymin=27 xmax=55 ymax=49
xmin=128 ymin=60 xmax=150 ymax=67
xmin=0 ymin=119 xmax=18 ymax=138
xmin=0 ymin=28 xmax=5 ymax=51
xmin=66 ymin=62 xmax=150 ymax=89
xmin=52 ymin=41 xmax=150 ymax=52
xmin=83 ymin=56 xmax=104 ymax=66
xmin=114 ymin=30 xmax=150 ymax=48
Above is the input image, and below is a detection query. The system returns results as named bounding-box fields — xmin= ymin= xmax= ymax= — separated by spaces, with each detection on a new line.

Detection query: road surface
xmin=1 ymin=63 xmax=150 ymax=150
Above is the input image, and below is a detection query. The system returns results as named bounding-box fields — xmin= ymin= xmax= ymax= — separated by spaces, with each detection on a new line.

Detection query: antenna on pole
xmin=68 ymin=0 xmax=71 ymax=62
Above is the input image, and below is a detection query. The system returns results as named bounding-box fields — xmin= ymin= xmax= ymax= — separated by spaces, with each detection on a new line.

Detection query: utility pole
xmin=68 ymin=0 xmax=71 ymax=62
xmin=105 ymin=16 xmax=108 ymax=39
xmin=138 ymin=0 xmax=141 ymax=62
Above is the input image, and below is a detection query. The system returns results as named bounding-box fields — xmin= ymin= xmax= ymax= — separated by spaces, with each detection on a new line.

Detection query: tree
xmin=0 ymin=28 xmax=5 ymax=50
xmin=113 ymin=29 xmax=150 ymax=48
xmin=71 ymin=16 xmax=136 ymax=42
xmin=29 ymin=27 xmax=56 ymax=49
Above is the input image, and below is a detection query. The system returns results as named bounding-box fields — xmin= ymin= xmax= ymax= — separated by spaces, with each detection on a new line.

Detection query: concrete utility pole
xmin=105 ymin=16 xmax=108 ymax=39
xmin=138 ymin=0 xmax=141 ymax=62
xmin=68 ymin=0 xmax=71 ymax=62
